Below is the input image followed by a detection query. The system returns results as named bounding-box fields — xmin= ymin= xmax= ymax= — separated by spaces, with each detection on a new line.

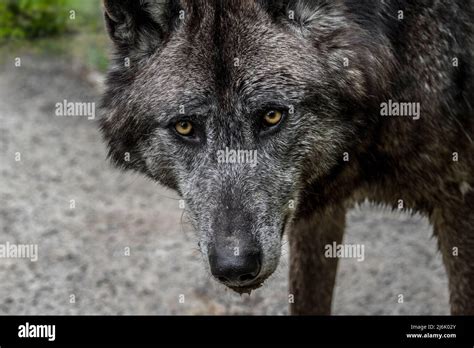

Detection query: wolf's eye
xmin=263 ymin=110 xmax=283 ymax=126
xmin=175 ymin=121 xmax=193 ymax=136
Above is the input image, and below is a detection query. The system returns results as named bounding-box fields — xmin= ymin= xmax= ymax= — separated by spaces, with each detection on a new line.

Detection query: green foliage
xmin=0 ymin=0 xmax=109 ymax=73
xmin=0 ymin=0 xmax=71 ymax=39
xmin=66 ymin=0 xmax=104 ymax=32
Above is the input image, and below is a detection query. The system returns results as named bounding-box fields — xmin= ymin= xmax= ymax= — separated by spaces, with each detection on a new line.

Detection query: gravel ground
xmin=0 ymin=54 xmax=449 ymax=315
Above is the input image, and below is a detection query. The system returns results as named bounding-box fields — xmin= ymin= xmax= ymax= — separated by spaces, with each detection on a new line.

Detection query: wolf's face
xmin=101 ymin=0 xmax=390 ymax=292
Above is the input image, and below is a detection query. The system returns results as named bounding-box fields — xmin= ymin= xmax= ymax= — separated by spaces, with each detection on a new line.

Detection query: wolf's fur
xmin=100 ymin=0 xmax=474 ymax=314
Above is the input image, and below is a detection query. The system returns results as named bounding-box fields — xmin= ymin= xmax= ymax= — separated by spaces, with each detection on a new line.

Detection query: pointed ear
xmin=103 ymin=0 xmax=178 ymax=55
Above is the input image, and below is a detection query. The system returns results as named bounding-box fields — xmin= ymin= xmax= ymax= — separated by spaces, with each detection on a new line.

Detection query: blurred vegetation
xmin=0 ymin=0 xmax=69 ymax=39
xmin=0 ymin=0 xmax=109 ymax=72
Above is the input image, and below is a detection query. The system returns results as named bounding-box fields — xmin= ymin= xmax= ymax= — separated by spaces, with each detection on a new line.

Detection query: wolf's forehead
xmin=134 ymin=0 xmax=308 ymax=117
xmin=178 ymin=0 xmax=276 ymax=82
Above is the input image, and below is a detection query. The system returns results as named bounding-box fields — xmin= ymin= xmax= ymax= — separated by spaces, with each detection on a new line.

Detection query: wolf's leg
xmin=289 ymin=205 xmax=346 ymax=315
xmin=433 ymin=190 xmax=474 ymax=315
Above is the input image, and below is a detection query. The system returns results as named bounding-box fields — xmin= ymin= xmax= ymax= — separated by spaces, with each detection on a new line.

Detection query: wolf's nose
xmin=208 ymin=248 xmax=262 ymax=284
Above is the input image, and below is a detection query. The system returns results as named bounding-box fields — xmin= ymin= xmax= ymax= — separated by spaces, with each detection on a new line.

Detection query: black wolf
xmin=100 ymin=0 xmax=473 ymax=314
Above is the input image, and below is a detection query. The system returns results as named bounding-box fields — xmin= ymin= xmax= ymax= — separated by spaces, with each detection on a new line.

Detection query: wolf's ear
xmin=103 ymin=0 xmax=179 ymax=54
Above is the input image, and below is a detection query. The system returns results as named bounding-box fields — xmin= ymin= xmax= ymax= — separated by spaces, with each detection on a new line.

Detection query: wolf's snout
xmin=208 ymin=245 xmax=262 ymax=285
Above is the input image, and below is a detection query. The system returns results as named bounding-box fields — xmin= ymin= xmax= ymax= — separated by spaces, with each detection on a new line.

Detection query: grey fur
xmin=100 ymin=0 xmax=473 ymax=313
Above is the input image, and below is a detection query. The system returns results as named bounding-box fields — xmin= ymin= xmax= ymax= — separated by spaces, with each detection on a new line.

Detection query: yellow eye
xmin=175 ymin=121 xmax=193 ymax=136
xmin=263 ymin=110 xmax=282 ymax=126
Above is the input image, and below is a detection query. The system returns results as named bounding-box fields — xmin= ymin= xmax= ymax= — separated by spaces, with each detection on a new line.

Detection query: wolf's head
xmin=101 ymin=0 xmax=393 ymax=292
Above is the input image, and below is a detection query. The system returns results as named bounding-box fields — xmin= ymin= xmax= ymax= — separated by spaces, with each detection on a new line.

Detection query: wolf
xmin=100 ymin=0 xmax=473 ymax=314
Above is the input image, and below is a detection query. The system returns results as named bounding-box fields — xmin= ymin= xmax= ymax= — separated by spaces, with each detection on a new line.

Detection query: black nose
xmin=209 ymin=247 xmax=262 ymax=285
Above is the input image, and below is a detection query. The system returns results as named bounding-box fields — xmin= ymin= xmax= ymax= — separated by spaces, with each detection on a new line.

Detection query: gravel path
xmin=0 ymin=54 xmax=449 ymax=315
